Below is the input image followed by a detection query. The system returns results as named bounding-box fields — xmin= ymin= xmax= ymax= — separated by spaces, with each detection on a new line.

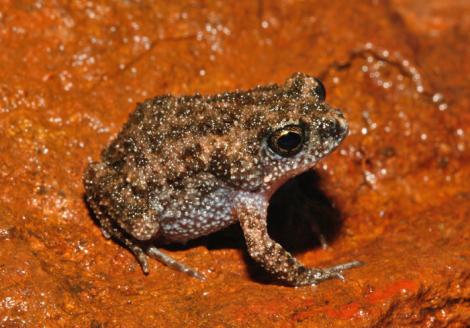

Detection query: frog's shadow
xmin=183 ymin=170 xmax=343 ymax=284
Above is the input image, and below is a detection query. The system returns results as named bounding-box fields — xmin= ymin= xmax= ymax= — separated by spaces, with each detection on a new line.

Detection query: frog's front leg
xmin=234 ymin=192 xmax=362 ymax=286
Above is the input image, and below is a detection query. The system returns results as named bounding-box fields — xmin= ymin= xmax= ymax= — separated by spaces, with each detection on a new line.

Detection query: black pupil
xmin=277 ymin=132 xmax=301 ymax=151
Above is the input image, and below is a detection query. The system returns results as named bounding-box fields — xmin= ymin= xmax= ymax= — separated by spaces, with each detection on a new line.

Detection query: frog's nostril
xmin=319 ymin=118 xmax=348 ymax=139
xmin=337 ymin=118 xmax=348 ymax=137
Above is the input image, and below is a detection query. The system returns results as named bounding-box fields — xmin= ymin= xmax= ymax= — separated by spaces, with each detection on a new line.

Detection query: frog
xmin=83 ymin=73 xmax=361 ymax=286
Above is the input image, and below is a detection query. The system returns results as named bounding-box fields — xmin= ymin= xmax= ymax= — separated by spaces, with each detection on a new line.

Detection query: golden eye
xmin=268 ymin=125 xmax=305 ymax=157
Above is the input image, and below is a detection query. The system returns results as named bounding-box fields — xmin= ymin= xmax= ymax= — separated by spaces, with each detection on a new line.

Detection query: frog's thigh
xmin=117 ymin=206 xmax=161 ymax=241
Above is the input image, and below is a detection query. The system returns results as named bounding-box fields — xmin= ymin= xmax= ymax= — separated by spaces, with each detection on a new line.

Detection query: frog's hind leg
xmin=96 ymin=209 xmax=205 ymax=279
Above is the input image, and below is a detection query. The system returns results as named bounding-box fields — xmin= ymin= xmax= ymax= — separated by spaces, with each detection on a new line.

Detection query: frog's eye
xmin=268 ymin=125 xmax=305 ymax=157
xmin=313 ymin=78 xmax=326 ymax=102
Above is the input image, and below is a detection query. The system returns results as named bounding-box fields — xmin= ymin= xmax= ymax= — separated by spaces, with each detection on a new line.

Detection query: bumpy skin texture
xmin=84 ymin=73 xmax=360 ymax=286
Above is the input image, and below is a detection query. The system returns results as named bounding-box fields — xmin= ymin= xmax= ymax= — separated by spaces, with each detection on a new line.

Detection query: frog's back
xmin=98 ymin=84 xmax=283 ymax=191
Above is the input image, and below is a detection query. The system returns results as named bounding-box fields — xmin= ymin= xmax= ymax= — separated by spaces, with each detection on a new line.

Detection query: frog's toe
xmin=303 ymin=260 xmax=363 ymax=285
xmin=100 ymin=228 xmax=111 ymax=239
xmin=309 ymin=221 xmax=329 ymax=249
xmin=146 ymin=246 xmax=206 ymax=281
xmin=128 ymin=244 xmax=149 ymax=274
xmin=324 ymin=260 xmax=363 ymax=273
xmin=137 ymin=253 xmax=149 ymax=274
xmin=319 ymin=260 xmax=363 ymax=282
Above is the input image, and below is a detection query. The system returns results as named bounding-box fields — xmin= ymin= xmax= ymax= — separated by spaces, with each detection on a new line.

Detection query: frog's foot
xmin=303 ymin=260 xmax=363 ymax=285
xmin=146 ymin=246 xmax=206 ymax=281
xmin=113 ymin=239 xmax=206 ymax=280
xmin=96 ymin=215 xmax=205 ymax=280
xmin=128 ymin=244 xmax=206 ymax=280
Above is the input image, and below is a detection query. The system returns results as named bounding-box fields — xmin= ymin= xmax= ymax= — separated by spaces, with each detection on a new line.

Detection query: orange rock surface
xmin=0 ymin=1 xmax=468 ymax=327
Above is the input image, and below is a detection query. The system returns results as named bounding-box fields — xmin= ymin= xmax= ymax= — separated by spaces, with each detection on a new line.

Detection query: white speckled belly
xmin=159 ymin=187 xmax=238 ymax=243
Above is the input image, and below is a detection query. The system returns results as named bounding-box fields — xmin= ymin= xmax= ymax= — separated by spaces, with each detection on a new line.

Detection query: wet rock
xmin=0 ymin=1 xmax=468 ymax=326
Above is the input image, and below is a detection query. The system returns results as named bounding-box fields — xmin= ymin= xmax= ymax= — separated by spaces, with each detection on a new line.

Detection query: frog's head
xmin=206 ymin=73 xmax=347 ymax=196
xmin=259 ymin=73 xmax=348 ymax=197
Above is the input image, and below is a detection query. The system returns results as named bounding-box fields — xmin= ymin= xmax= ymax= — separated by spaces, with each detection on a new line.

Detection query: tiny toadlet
xmin=84 ymin=73 xmax=361 ymax=286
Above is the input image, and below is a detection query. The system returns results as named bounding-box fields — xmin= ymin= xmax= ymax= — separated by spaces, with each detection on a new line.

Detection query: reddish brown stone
xmin=0 ymin=1 xmax=468 ymax=327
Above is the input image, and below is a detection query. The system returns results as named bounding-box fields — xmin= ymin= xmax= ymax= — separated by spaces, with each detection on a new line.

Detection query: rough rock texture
xmin=0 ymin=1 xmax=468 ymax=327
